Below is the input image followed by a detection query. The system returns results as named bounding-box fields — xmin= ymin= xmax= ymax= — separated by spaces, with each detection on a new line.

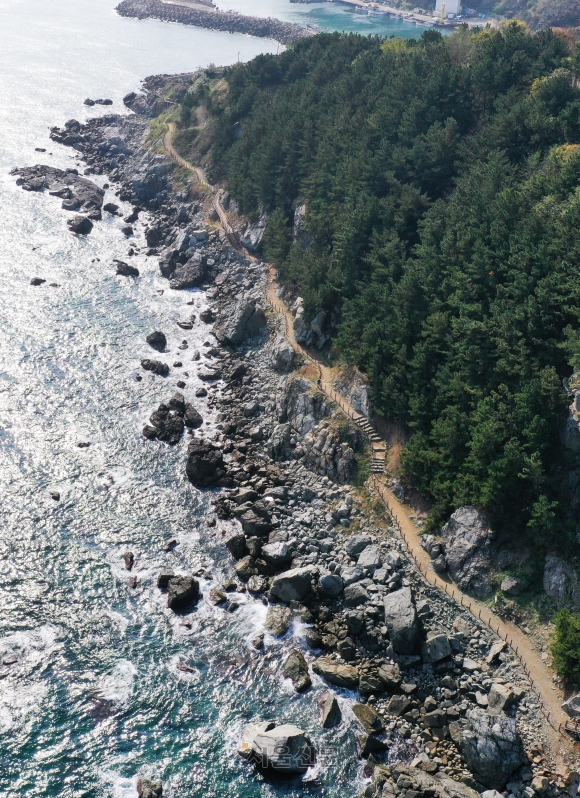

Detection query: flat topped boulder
xmin=383 ymin=586 xmax=419 ymax=654
xmin=269 ymin=566 xmax=315 ymax=603
xmin=239 ymin=722 xmax=315 ymax=774
xmin=312 ymin=657 xmax=359 ymax=689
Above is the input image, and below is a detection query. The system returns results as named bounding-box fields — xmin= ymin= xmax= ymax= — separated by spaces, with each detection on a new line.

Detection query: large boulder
xmin=357 ymin=545 xmax=382 ymax=573
xmin=137 ymin=778 xmax=162 ymax=798
xmin=239 ymin=209 xmax=269 ymax=252
xmin=141 ymin=359 xmax=169 ymax=377
xmin=440 ymin=506 xmax=493 ymax=598
xmin=214 ymin=298 xmax=266 ymax=347
xmin=320 ymin=692 xmax=342 ymax=728
xmin=183 ymin=403 xmax=203 ymax=429
xmin=345 ymin=534 xmax=373 ymax=558
xmin=312 ymin=657 xmax=359 ymax=689
xmin=422 ymin=632 xmax=452 ymax=664
xmin=562 ymin=693 xmax=580 ymax=718
xmin=265 ymin=604 xmax=292 ymax=637
xmin=146 ymin=331 xmax=166 ymax=351
xmin=269 ymin=566 xmax=314 ymax=603
xmin=147 ymin=404 xmax=184 ymax=445
xmin=185 ymin=438 xmax=229 ymax=487
xmin=167 ymin=576 xmax=199 ymax=610
xmin=67 ymin=214 xmax=93 ymax=234
xmin=261 ymin=542 xmax=292 ymax=569
xmin=283 ymin=650 xmax=311 ymax=692
xmin=352 ymin=703 xmax=384 ymax=734
xmin=450 ymin=708 xmax=525 ymax=790
xmin=487 ymin=683 xmax=515 ymax=716
xmin=169 ymin=255 xmax=206 ymax=290
xmin=318 ymin=572 xmax=343 ymax=599
xmin=271 ymin=340 xmax=295 ymax=372
xmin=238 ymin=721 xmax=315 ymax=774
xmin=383 ymin=587 xmax=419 ymax=655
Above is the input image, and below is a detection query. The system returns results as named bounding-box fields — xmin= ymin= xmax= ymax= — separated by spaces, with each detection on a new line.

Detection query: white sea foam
xmin=95 ymin=660 xmax=137 ymax=705
xmin=99 ymin=771 xmax=138 ymax=798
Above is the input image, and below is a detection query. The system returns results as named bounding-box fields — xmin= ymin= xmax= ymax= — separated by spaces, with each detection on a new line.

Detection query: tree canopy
xmin=177 ymin=26 xmax=580 ymax=543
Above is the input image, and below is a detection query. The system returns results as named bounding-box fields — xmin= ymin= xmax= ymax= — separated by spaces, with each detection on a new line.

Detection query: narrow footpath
xmin=162 ymin=127 xmax=574 ymax=760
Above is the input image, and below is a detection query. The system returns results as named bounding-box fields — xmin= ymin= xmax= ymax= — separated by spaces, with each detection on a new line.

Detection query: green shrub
xmin=550 ymin=609 xmax=580 ymax=686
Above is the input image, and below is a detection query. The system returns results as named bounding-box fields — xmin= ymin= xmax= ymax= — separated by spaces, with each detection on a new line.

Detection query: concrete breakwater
xmin=116 ymin=0 xmax=314 ymax=44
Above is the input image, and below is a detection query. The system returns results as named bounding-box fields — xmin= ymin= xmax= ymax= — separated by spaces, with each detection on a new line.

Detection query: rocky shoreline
xmin=116 ymin=0 xmax=314 ymax=45
xmin=12 ymin=82 xmax=579 ymax=798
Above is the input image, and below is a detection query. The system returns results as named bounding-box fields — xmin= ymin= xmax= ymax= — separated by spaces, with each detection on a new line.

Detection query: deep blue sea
xmin=0 ymin=1 xmax=425 ymax=796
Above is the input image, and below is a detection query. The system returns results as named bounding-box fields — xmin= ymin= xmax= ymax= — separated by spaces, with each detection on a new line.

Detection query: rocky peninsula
xmin=12 ymin=77 xmax=580 ymax=798
xmin=116 ymin=0 xmax=314 ymax=45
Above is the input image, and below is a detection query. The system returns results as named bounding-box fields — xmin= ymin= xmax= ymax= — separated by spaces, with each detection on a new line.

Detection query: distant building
xmin=435 ymin=0 xmax=462 ymax=16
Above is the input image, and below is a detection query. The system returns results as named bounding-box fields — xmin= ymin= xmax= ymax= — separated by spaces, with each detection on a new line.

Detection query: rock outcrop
xmin=185 ymin=438 xmax=229 ymax=487
xmin=450 ymin=708 xmax=525 ymax=790
xmin=383 ymin=587 xmax=419 ymax=655
xmin=238 ymin=721 xmax=315 ymax=773
xmin=543 ymin=553 xmax=580 ymax=606
xmin=214 ymin=298 xmax=266 ymax=347
xmin=440 ymin=507 xmax=493 ymax=599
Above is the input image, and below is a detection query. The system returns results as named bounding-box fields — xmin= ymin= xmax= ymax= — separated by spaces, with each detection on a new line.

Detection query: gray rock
xmin=272 ymin=340 xmax=295 ymax=372
xmin=341 ymin=566 xmax=364 ymax=586
xmin=344 ymin=534 xmax=372 ymax=558
xmin=183 ymin=403 xmax=203 ymax=428
xmin=265 ymin=604 xmax=292 ymax=637
xmin=269 ymin=566 xmax=314 ymax=603
xmin=146 ymin=330 xmax=166 ymax=352
xmin=383 ymin=587 xmax=419 ymax=654
xmin=487 ymin=683 xmax=515 ymax=716
xmin=282 ymin=650 xmax=311 ymax=692
xmin=261 ymin=542 xmax=291 ymax=568
xmin=320 ymin=692 xmax=341 ymax=728
xmin=141 ymin=359 xmax=169 ymax=377
xmin=312 ymin=657 xmax=359 ymax=688
xmin=352 ymin=703 xmax=384 ymax=734
xmin=239 ymin=210 xmax=268 ymax=252
xmin=378 ymin=663 xmax=401 ymax=689
xmin=501 ymin=575 xmax=527 ymax=596
xmin=169 ymin=255 xmax=206 ymax=290
xmin=562 ymin=693 xmax=580 ymax=718
xmin=387 ymin=695 xmax=411 ymax=716
xmin=357 ymin=545 xmax=382 ymax=573
xmin=451 ymin=707 xmax=525 ymax=790
xmin=238 ymin=721 xmax=315 ymax=774
xmin=318 ymin=573 xmax=343 ymax=598
xmin=543 ymin=553 xmax=580 ymax=606
xmin=67 ymin=215 xmax=93 ymax=234
xmin=344 ymin=583 xmax=370 ymax=607
xmin=167 ymin=576 xmax=199 ymax=610
xmin=137 ymin=778 xmax=162 ymax=798
xmin=440 ymin=506 xmax=493 ymax=598
xmin=214 ymin=298 xmax=266 ymax=347
xmin=422 ymin=632 xmax=452 ymax=663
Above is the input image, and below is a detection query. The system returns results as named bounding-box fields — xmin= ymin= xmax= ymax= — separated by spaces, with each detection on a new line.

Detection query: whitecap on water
xmin=167 ymin=653 xmax=201 ymax=684
xmin=95 ymin=659 xmax=137 ymax=706
xmin=99 ymin=771 xmax=138 ymax=798
xmin=0 ymin=681 xmax=49 ymax=734
xmin=97 ymin=466 xmax=135 ymax=493
xmin=0 ymin=623 xmax=63 ymax=675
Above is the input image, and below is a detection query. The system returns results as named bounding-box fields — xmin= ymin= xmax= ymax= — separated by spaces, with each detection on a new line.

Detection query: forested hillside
xmin=176 ymin=26 xmax=580 ymax=544
xmin=468 ymin=0 xmax=580 ymax=31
